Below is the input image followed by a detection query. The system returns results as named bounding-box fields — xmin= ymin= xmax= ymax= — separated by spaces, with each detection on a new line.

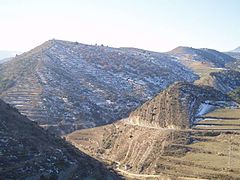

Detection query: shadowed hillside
xmin=0 ymin=99 xmax=120 ymax=179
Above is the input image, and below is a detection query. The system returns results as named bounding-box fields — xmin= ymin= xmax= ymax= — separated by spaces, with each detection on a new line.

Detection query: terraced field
xmin=67 ymin=107 xmax=240 ymax=179
xmin=193 ymin=108 xmax=240 ymax=131
xmin=177 ymin=131 xmax=240 ymax=179
xmin=66 ymin=81 xmax=240 ymax=179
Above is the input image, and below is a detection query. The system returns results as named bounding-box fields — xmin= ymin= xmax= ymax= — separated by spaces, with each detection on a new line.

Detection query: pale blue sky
xmin=0 ymin=0 xmax=240 ymax=52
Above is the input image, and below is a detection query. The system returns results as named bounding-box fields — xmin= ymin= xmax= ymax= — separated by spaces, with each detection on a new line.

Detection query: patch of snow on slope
xmin=196 ymin=100 xmax=238 ymax=117
xmin=196 ymin=103 xmax=216 ymax=116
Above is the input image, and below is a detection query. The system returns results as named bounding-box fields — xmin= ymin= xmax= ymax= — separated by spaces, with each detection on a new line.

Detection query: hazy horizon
xmin=1 ymin=0 xmax=240 ymax=52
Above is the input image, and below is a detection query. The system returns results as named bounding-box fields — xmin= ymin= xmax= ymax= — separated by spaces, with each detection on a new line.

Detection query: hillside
xmin=0 ymin=39 xmax=197 ymax=134
xmin=229 ymin=87 xmax=240 ymax=103
xmin=129 ymin=82 xmax=233 ymax=129
xmin=231 ymin=47 xmax=240 ymax=53
xmin=0 ymin=57 xmax=14 ymax=64
xmin=67 ymin=83 xmax=240 ymax=179
xmin=0 ymin=99 xmax=120 ymax=179
xmin=225 ymin=52 xmax=240 ymax=71
xmin=68 ymin=120 xmax=240 ymax=179
xmin=226 ymin=52 xmax=240 ymax=59
xmin=196 ymin=70 xmax=240 ymax=93
xmin=168 ymin=46 xmax=236 ymax=68
xmin=167 ymin=47 xmax=240 ymax=92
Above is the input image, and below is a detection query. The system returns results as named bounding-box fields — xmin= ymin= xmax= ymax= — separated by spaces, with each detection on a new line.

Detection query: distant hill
xmin=0 ymin=57 xmax=14 ymax=64
xmin=225 ymin=47 xmax=240 ymax=70
xmin=0 ymin=39 xmax=197 ymax=134
xmin=0 ymin=50 xmax=21 ymax=60
xmin=226 ymin=52 xmax=240 ymax=60
xmin=0 ymin=99 xmax=119 ymax=179
xmin=168 ymin=46 xmax=236 ymax=68
xmin=230 ymin=46 xmax=240 ymax=53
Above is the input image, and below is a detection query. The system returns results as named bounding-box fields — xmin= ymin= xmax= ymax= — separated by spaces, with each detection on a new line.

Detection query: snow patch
xmin=196 ymin=103 xmax=216 ymax=116
xmin=196 ymin=100 xmax=238 ymax=117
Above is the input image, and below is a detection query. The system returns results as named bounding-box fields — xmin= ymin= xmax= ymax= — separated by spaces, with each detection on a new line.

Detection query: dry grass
xmin=177 ymin=133 xmax=240 ymax=179
xmin=67 ymin=108 xmax=240 ymax=179
xmin=180 ymin=60 xmax=224 ymax=86
xmin=181 ymin=60 xmax=221 ymax=77
xmin=195 ymin=108 xmax=240 ymax=131
xmin=203 ymin=108 xmax=240 ymax=119
xmin=197 ymin=119 xmax=240 ymax=125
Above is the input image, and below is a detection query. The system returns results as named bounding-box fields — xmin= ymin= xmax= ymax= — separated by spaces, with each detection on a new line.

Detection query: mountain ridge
xmin=0 ymin=39 xmax=198 ymax=134
xmin=168 ymin=46 xmax=236 ymax=68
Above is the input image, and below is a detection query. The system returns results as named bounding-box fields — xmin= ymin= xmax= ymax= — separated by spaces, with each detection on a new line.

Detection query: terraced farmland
xmin=193 ymin=108 xmax=240 ymax=131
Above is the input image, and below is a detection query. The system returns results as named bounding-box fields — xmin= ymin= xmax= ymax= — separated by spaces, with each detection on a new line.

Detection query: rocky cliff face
xmin=0 ymin=39 xmax=197 ymax=134
xmin=0 ymin=99 xmax=119 ymax=179
xmin=128 ymin=82 xmax=232 ymax=129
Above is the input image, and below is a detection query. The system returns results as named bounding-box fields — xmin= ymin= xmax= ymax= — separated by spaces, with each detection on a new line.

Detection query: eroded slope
xmin=129 ymin=82 xmax=233 ymax=129
xmin=67 ymin=119 xmax=240 ymax=179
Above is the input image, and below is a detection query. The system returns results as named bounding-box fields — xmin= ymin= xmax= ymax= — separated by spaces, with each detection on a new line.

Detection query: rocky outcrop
xmin=128 ymin=82 xmax=232 ymax=129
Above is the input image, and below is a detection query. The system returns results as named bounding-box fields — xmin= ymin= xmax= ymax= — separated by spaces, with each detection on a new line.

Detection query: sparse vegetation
xmin=0 ymin=40 xmax=198 ymax=135
xmin=0 ymin=99 xmax=119 ymax=179
xmin=0 ymin=78 xmax=14 ymax=91
xmin=229 ymin=88 xmax=240 ymax=103
xmin=67 ymin=106 xmax=240 ymax=179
